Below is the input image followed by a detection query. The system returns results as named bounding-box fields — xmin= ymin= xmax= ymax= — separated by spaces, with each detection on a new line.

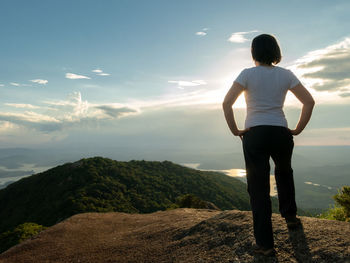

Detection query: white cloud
xmin=0 ymin=84 xmax=4 ymax=87
xmin=30 ymin=79 xmax=48 ymax=85
xmin=168 ymin=80 xmax=207 ymax=89
xmin=228 ymin=30 xmax=259 ymax=43
xmin=5 ymin=103 xmax=41 ymax=109
xmin=0 ymin=111 xmax=59 ymax=123
xmin=9 ymin=82 xmax=33 ymax=87
xmin=92 ymin=68 xmax=110 ymax=76
xmin=0 ymin=111 xmax=61 ymax=133
xmin=19 ymin=92 xmax=139 ymax=129
xmin=191 ymin=80 xmax=206 ymax=85
xmin=42 ymin=91 xmax=90 ymax=121
xmin=196 ymin=27 xmax=209 ymax=36
xmin=65 ymin=73 xmax=91 ymax=80
xmin=0 ymin=91 xmax=141 ymax=133
xmin=290 ymin=37 xmax=350 ymax=98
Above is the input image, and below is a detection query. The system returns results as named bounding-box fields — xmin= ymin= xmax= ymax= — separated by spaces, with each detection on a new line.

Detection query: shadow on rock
xmin=252 ymin=254 xmax=280 ymax=263
xmin=171 ymin=211 xmax=257 ymax=261
xmin=288 ymin=223 xmax=312 ymax=263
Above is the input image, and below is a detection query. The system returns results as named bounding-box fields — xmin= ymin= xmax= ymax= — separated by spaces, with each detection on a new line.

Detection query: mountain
xmin=1 ymin=208 xmax=349 ymax=262
xmin=0 ymin=157 xmax=276 ymax=235
xmin=1 ymin=146 xmax=350 ymax=212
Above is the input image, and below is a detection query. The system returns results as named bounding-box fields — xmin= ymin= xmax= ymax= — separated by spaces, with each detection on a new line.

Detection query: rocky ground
xmin=0 ymin=208 xmax=349 ymax=263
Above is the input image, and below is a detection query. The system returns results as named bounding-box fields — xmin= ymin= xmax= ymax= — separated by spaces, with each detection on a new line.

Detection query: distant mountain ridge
xmin=1 ymin=157 xmax=278 ymax=236
xmin=1 ymin=146 xmax=350 ymax=212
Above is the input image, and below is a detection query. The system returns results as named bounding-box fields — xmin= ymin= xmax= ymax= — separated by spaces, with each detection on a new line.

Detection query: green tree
xmin=176 ymin=194 xmax=209 ymax=209
xmin=334 ymin=186 xmax=350 ymax=219
xmin=319 ymin=186 xmax=350 ymax=222
xmin=0 ymin=222 xmax=47 ymax=253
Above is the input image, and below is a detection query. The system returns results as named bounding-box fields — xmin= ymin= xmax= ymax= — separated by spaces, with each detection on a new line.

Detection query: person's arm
xmin=222 ymin=81 xmax=249 ymax=139
xmin=289 ymin=83 xmax=315 ymax=135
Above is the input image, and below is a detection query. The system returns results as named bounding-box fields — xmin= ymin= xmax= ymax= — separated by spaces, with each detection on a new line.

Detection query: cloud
xmin=292 ymin=37 xmax=350 ymax=96
xmin=30 ymin=79 xmax=48 ymax=85
xmin=0 ymin=84 xmax=4 ymax=87
xmin=0 ymin=111 xmax=61 ymax=132
xmin=168 ymin=80 xmax=207 ymax=89
xmin=0 ymin=111 xmax=58 ymax=123
xmin=92 ymin=68 xmax=110 ymax=76
xmin=339 ymin=92 xmax=350 ymax=97
xmin=0 ymin=91 xmax=140 ymax=133
xmin=228 ymin=30 xmax=259 ymax=43
xmin=65 ymin=73 xmax=91 ymax=80
xmin=5 ymin=103 xmax=41 ymax=109
xmin=9 ymin=82 xmax=32 ymax=87
xmin=43 ymin=91 xmax=90 ymax=121
xmin=196 ymin=28 xmax=209 ymax=36
xmin=95 ymin=105 xmax=138 ymax=118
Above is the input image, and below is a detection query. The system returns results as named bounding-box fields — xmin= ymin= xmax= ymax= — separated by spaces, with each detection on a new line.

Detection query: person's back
xmin=235 ymin=65 xmax=300 ymax=129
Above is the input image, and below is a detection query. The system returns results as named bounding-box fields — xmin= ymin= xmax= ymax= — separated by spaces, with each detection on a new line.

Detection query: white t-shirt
xmin=234 ymin=65 xmax=301 ymax=129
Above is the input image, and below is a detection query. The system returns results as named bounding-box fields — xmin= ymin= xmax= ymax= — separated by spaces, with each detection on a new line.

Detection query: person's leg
xmin=243 ymin=127 xmax=274 ymax=249
xmin=271 ymin=127 xmax=297 ymax=218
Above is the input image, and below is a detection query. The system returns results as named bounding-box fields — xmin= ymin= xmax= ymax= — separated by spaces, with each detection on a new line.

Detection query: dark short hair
xmin=251 ymin=34 xmax=281 ymax=65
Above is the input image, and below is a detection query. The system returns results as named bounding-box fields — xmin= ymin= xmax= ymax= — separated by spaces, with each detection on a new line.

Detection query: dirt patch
xmin=0 ymin=208 xmax=349 ymax=262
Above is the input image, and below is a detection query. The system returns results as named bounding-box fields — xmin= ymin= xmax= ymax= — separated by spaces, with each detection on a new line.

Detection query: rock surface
xmin=0 ymin=208 xmax=349 ymax=263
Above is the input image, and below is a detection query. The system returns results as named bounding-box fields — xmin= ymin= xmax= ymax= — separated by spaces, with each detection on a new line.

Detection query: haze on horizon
xmin=1 ymin=0 xmax=350 ymax=156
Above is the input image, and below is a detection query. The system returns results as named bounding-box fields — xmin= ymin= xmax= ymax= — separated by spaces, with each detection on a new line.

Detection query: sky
xmin=1 ymin=0 xmax=350 ymax=154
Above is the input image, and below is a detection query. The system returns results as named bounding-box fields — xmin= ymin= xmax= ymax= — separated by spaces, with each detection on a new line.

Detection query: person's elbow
xmin=222 ymin=100 xmax=233 ymax=110
xmin=310 ymin=98 xmax=315 ymax=107
xmin=305 ymin=97 xmax=315 ymax=107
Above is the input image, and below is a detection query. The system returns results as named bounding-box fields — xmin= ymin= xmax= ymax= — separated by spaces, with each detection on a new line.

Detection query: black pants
xmin=242 ymin=125 xmax=297 ymax=249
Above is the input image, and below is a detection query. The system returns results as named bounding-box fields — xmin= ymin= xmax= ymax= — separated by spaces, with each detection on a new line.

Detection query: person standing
xmin=223 ymin=34 xmax=315 ymax=256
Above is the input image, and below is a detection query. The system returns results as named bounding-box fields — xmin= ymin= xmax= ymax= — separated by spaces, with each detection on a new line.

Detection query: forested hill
xmin=0 ymin=157 xmax=272 ymax=234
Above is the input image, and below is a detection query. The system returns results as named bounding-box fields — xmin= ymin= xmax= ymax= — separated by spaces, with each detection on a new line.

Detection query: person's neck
xmin=255 ymin=61 xmax=274 ymax=67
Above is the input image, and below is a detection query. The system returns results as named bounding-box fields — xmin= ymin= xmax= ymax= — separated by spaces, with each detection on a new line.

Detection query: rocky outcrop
xmin=0 ymin=208 xmax=349 ymax=263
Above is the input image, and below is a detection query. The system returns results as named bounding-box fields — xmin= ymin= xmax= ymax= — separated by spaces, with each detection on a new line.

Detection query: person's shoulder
xmin=244 ymin=66 xmax=256 ymax=71
xmin=274 ymin=66 xmax=293 ymax=73
xmin=273 ymin=66 xmax=297 ymax=77
xmin=239 ymin=66 xmax=255 ymax=74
